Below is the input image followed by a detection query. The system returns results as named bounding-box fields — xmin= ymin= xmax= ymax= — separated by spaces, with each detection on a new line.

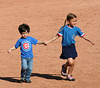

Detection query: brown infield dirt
xmin=0 ymin=0 xmax=100 ymax=88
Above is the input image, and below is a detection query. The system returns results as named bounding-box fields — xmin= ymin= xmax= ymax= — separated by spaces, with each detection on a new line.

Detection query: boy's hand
xmin=8 ymin=49 xmax=11 ymax=53
xmin=7 ymin=47 xmax=16 ymax=53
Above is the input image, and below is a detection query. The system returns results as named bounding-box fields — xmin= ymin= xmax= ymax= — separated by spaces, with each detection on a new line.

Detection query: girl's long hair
xmin=58 ymin=13 xmax=77 ymax=33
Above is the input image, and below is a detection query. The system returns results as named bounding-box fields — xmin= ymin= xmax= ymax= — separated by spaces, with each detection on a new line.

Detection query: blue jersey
xmin=15 ymin=36 xmax=38 ymax=58
xmin=57 ymin=25 xmax=85 ymax=46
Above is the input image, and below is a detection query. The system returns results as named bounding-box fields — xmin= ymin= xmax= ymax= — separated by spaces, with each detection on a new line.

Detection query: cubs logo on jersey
xmin=23 ymin=43 xmax=29 ymax=49
xmin=21 ymin=40 xmax=31 ymax=52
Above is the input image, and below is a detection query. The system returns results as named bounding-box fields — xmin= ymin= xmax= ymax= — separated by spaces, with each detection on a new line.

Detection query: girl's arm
xmin=37 ymin=41 xmax=45 ymax=44
xmin=82 ymin=35 xmax=95 ymax=45
xmin=44 ymin=34 xmax=59 ymax=45
xmin=8 ymin=46 xmax=17 ymax=53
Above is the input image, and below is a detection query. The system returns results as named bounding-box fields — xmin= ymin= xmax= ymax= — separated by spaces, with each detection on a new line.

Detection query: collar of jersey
xmin=66 ymin=25 xmax=75 ymax=29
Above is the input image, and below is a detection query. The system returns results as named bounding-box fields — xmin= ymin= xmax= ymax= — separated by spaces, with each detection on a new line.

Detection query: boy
xmin=8 ymin=24 xmax=45 ymax=83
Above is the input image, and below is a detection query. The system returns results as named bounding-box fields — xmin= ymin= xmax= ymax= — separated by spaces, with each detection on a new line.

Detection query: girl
xmin=45 ymin=13 xmax=95 ymax=81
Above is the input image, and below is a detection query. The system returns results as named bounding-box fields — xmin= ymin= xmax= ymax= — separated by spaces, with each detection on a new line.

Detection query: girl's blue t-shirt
xmin=15 ymin=36 xmax=38 ymax=58
xmin=57 ymin=25 xmax=85 ymax=46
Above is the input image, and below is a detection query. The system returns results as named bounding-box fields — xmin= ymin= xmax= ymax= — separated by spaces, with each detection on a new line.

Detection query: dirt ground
xmin=0 ymin=0 xmax=100 ymax=88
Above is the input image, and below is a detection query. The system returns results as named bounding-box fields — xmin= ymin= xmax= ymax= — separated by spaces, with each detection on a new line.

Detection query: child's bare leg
xmin=67 ymin=58 xmax=75 ymax=76
xmin=64 ymin=62 xmax=69 ymax=68
xmin=61 ymin=61 xmax=69 ymax=76
xmin=65 ymin=58 xmax=75 ymax=81
xmin=61 ymin=58 xmax=75 ymax=77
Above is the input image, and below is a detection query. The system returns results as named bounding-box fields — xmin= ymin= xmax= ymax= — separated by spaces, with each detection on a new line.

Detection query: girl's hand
xmin=44 ymin=41 xmax=49 ymax=45
xmin=91 ymin=42 xmax=95 ymax=45
xmin=82 ymin=36 xmax=95 ymax=45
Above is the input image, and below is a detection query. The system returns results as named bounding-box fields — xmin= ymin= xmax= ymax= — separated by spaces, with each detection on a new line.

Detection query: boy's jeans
xmin=21 ymin=57 xmax=33 ymax=81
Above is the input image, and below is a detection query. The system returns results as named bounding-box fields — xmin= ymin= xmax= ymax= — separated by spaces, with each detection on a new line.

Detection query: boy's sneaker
xmin=21 ymin=78 xmax=25 ymax=81
xmin=18 ymin=78 xmax=25 ymax=83
xmin=61 ymin=64 xmax=67 ymax=76
xmin=25 ymin=80 xmax=31 ymax=83
xmin=66 ymin=76 xmax=75 ymax=81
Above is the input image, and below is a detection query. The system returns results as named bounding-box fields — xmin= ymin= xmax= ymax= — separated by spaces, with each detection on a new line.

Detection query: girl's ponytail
xmin=63 ymin=19 xmax=67 ymax=27
xmin=58 ymin=19 xmax=66 ymax=33
xmin=58 ymin=13 xmax=77 ymax=33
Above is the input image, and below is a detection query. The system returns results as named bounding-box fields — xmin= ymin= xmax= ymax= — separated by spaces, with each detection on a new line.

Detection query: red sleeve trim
xmin=81 ymin=34 xmax=85 ymax=37
xmin=57 ymin=33 xmax=62 ymax=37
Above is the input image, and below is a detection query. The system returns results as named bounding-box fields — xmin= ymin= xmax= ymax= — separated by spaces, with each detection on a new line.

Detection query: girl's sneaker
xmin=66 ymin=76 xmax=75 ymax=81
xmin=61 ymin=64 xmax=67 ymax=76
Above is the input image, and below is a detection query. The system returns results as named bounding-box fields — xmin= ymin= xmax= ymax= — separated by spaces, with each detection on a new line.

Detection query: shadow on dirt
xmin=0 ymin=73 xmax=65 ymax=83
xmin=0 ymin=77 xmax=20 ymax=83
xmin=31 ymin=73 xmax=65 ymax=80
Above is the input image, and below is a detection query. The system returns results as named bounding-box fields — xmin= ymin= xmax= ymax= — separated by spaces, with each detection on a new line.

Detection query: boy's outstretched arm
xmin=8 ymin=46 xmax=17 ymax=53
xmin=44 ymin=34 xmax=59 ymax=45
xmin=82 ymin=35 xmax=95 ymax=45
